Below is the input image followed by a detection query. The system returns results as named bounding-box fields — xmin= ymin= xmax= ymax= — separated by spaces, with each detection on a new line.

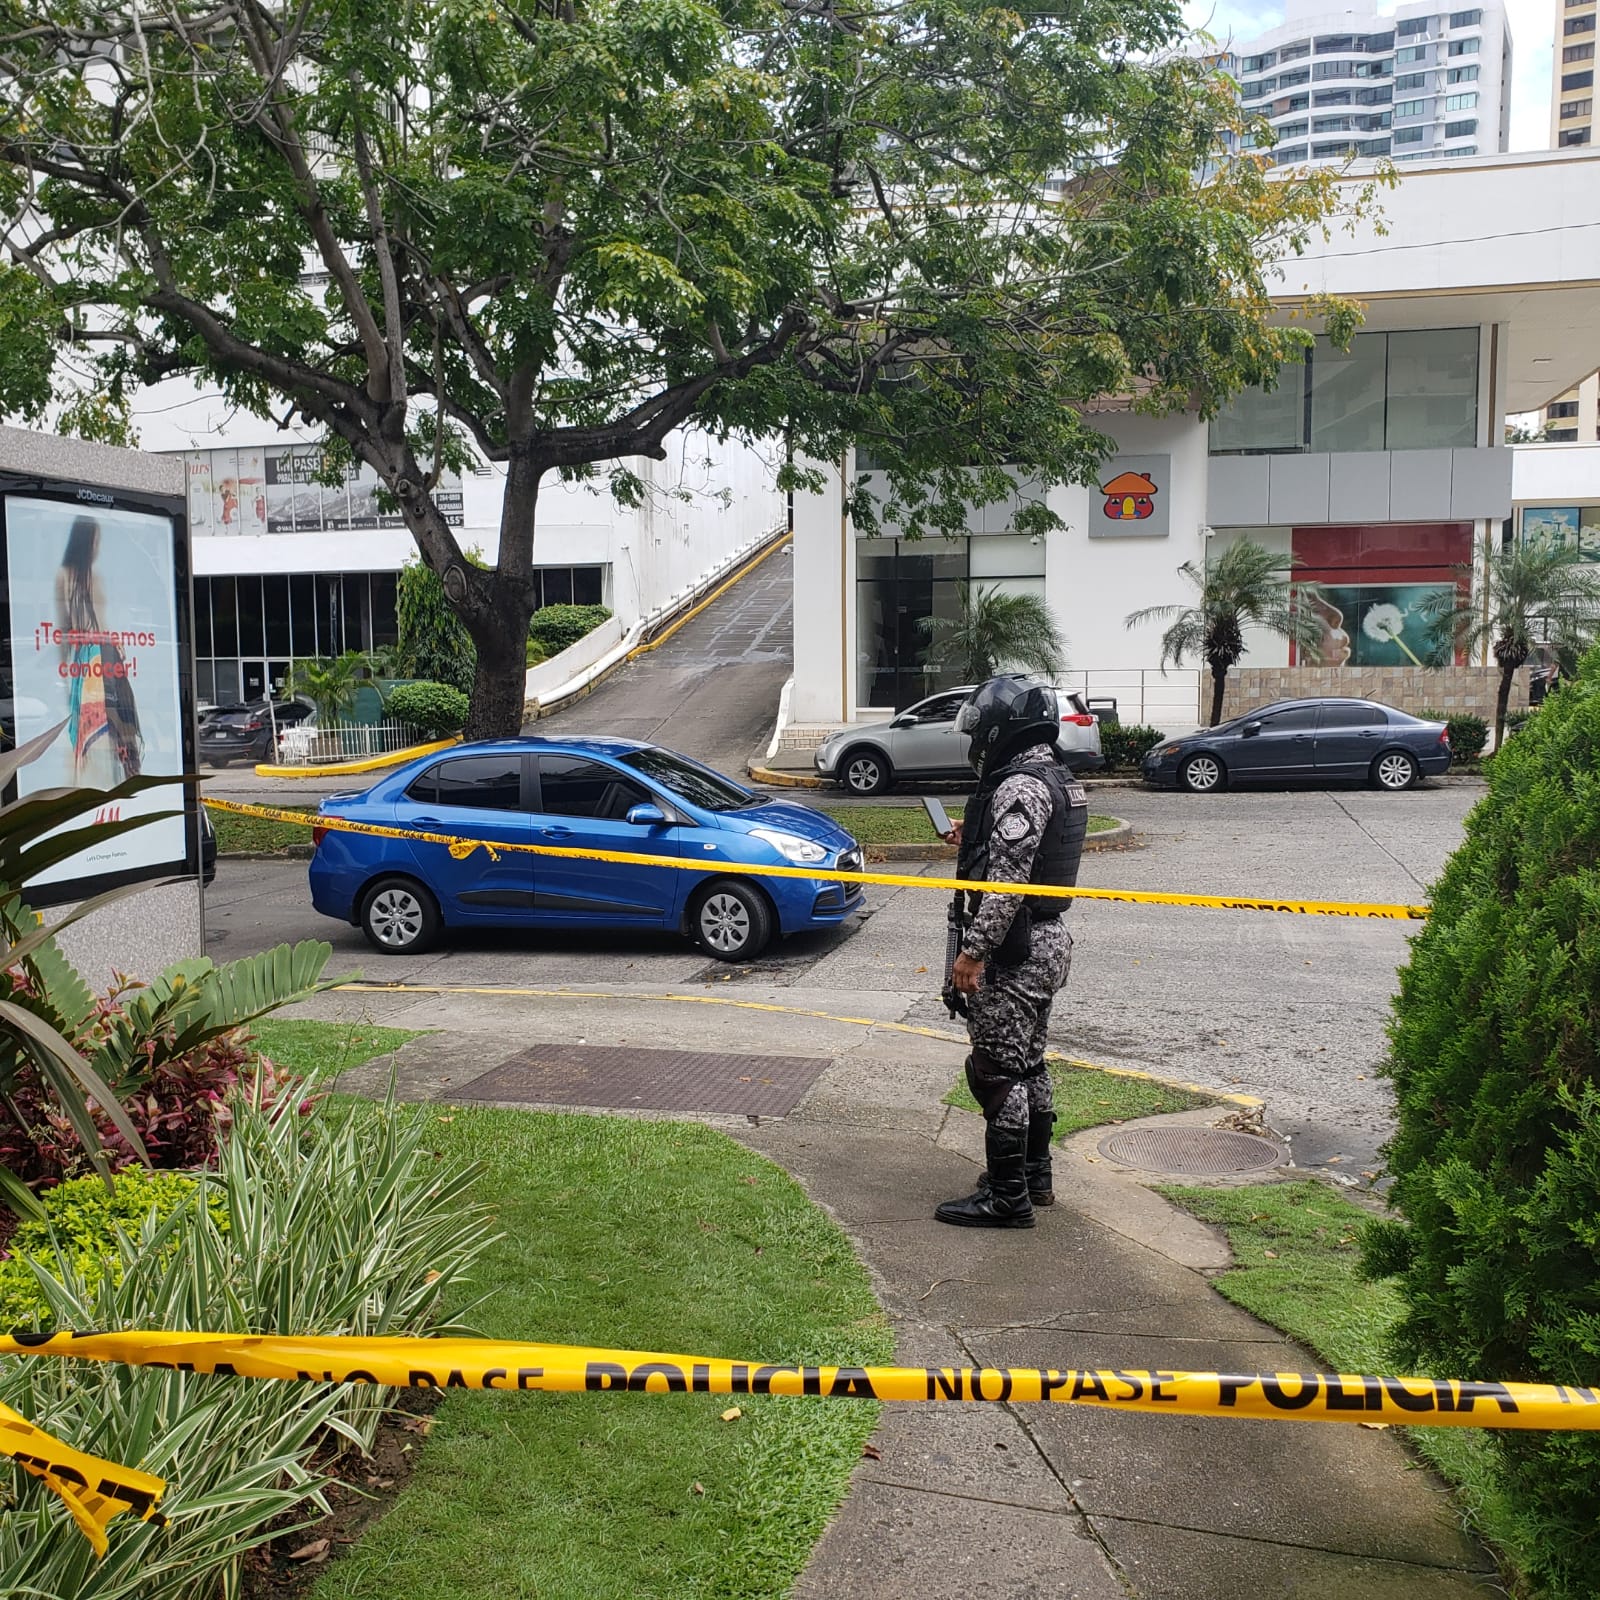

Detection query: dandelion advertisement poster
xmin=1304 ymin=583 xmax=1455 ymax=669
xmin=4 ymin=495 xmax=186 ymax=886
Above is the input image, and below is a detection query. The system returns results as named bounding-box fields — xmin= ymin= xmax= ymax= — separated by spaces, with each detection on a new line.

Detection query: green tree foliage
xmin=1418 ymin=709 xmax=1489 ymax=762
xmin=919 ymin=583 xmax=1065 ymax=682
xmin=1421 ymin=543 xmax=1600 ymax=748
xmin=396 ymin=556 xmax=478 ymax=696
xmin=527 ymin=603 xmax=613 ymax=657
xmin=385 ymin=681 xmax=470 ymax=737
xmin=0 ymin=0 xmax=1366 ymax=737
xmin=1127 ymin=539 xmax=1324 ymax=726
xmin=1362 ymin=648 xmax=1600 ymax=1599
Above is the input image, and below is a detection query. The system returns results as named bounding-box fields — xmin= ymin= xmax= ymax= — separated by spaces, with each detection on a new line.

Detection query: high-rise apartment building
xmin=1210 ymin=0 xmax=1512 ymax=169
xmin=1553 ymin=0 xmax=1595 ymax=148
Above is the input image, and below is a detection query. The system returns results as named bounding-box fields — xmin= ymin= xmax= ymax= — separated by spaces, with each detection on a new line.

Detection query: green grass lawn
xmin=257 ymin=1022 xmax=891 ymax=1600
xmin=211 ymin=804 xmax=316 ymax=854
xmin=825 ymin=805 xmax=1118 ymax=846
xmin=944 ymin=1057 xmax=1215 ymax=1137
xmin=1161 ymin=1181 xmax=1533 ymax=1592
xmin=247 ymin=1018 xmax=421 ymax=1082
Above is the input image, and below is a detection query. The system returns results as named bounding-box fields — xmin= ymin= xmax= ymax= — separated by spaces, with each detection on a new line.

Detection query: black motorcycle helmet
xmin=954 ymin=674 xmax=1061 ymax=776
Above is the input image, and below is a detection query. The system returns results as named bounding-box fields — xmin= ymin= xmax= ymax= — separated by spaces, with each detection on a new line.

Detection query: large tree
xmin=0 ymin=0 xmax=1364 ymax=736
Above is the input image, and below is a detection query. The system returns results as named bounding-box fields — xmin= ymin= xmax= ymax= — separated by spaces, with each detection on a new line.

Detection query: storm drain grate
xmin=454 ymin=1045 xmax=826 ymax=1117
xmin=1097 ymin=1126 xmax=1284 ymax=1176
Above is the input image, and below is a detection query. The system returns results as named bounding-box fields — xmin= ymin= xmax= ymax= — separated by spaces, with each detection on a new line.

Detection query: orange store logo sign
xmin=1100 ymin=470 xmax=1159 ymax=521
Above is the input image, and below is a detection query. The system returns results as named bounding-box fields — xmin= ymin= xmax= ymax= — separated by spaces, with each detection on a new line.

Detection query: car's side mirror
xmin=626 ymin=803 xmax=668 ymax=827
xmin=1242 ymin=720 xmax=1263 ymax=737
xmin=892 ymin=714 xmax=916 ymax=728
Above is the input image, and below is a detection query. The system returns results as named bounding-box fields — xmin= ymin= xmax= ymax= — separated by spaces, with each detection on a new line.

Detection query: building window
xmin=1394 ymin=99 xmax=1426 ymax=117
xmin=1275 ymin=121 xmax=1309 ymax=139
xmin=1355 ymin=86 xmax=1394 ymax=104
xmin=1546 ymin=428 xmax=1581 ymax=443
xmin=1280 ymin=40 xmax=1311 ymax=61
xmin=1210 ymin=328 xmax=1479 ymax=456
xmin=1446 ymin=37 xmax=1479 ymax=53
xmin=1396 ymin=44 xmax=1429 ymax=63
xmin=1313 ymin=60 xmax=1357 ymax=79
xmin=1243 ymin=51 xmax=1277 ymax=72
xmin=1315 ymin=33 xmax=1357 ymax=53
xmin=1560 ymin=126 xmax=1594 ymax=145
xmin=1313 ymin=88 xmax=1352 ymax=106
xmin=1395 ymin=71 xmax=1428 ymax=90
xmin=1278 ymin=67 xmax=1311 ymax=86
xmin=1547 ymin=401 xmax=1581 ymax=419
xmin=1447 ymin=9 xmax=1481 ymax=26
xmin=1444 ymin=92 xmax=1477 ymax=110
xmin=1242 ymin=77 xmax=1276 ymax=100
xmin=1564 ymin=41 xmax=1596 ymax=61
xmin=1363 ymin=31 xmax=1396 ymax=51
xmin=1397 ymin=16 xmax=1431 ymax=35
xmin=1447 ymin=64 xmax=1479 ymax=81
xmin=1273 ymin=143 xmax=1309 ymax=162
xmin=1444 ymin=117 xmax=1477 ymax=137
xmin=1312 ymin=140 xmax=1355 ymax=157
xmin=1562 ymin=97 xmax=1594 ymax=117
xmin=1394 ymin=125 xmax=1426 ymax=143
xmin=1313 ymin=115 xmax=1353 ymax=132
xmin=1362 ymin=136 xmax=1393 ymax=154
xmin=1566 ymin=13 xmax=1597 ymax=34
xmin=1563 ymin=70 xmax=1596 ymax=88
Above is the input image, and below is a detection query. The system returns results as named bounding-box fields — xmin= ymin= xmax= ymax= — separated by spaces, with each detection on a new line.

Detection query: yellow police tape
xmin=201 ymin=798 xmax=1431 ymax=921
xmin=0 ymin=1396 xmax=166 ymax=1556
xmin=4 ymin=1330 xmax=1600 ymax=1431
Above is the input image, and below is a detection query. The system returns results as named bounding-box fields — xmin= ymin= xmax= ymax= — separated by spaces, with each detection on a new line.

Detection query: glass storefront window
xmin=1210 ymin=329 xmax=1479 ymax=454
xmin=1309 ymin=333 xmax=1387 ymax=451
xmin=1210 ymin=359 xmax=1306 ymax=452
xmin=1385 ymin=328 xmax=1479 ymax=448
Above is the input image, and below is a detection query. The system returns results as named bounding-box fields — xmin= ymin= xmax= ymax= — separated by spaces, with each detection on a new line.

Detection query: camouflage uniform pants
xmin=965 ymin=920 xmax=1075 ymax=1131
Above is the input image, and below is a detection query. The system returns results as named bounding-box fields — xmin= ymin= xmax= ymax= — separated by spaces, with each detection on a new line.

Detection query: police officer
xmin=935 ymin=675 xmax=1088 ymax=1229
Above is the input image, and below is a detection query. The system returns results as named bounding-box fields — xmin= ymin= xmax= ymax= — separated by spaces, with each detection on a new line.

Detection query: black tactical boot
xmin=975 ymin=1109 xmax=1056 ymax=1206
xmin=1025 ymin=1110 xmax=1056 ymax=1207
xmin=935 ymin=1123 xmax=1036 ymax=1229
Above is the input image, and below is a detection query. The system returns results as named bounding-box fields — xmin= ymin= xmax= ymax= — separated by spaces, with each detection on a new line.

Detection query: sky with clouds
xmin=1183 ymin=0 xmax=1556 ymax=149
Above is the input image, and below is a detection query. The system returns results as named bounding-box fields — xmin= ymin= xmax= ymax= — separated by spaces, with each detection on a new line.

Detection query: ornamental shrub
xmin=1363 ymin=651 xmax=1600 ymax=1599
xmin=385 ymin=680 xmax=469 ymax=738
xmin=1419 ymin=708 xmax=1489 ymax=762
xmin=1099 ymin=723 xmax=1165 ymax=770
xmin=527 ymin=602 xmax=612 ymax=656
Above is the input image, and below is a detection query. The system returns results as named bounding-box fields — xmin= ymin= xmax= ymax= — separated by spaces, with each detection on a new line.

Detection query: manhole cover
xmin=454 ymin=1045 xmax=826 ymax=1117
xmin=1097 ymin=1126 xmax=1284 ymax=1176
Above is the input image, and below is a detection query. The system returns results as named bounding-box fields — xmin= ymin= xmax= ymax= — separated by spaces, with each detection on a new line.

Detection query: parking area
xmin=209 ymin=776 xmax=1479 ymax=1184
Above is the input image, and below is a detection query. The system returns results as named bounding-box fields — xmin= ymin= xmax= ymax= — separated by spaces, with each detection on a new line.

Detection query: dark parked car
xmin=308 ymin=736 xmax=865 ymax=961
xmin=199 ymin=698 xmax=314 ymax=767
xmin=1141 ymin=698 xmax=1451 ymax=793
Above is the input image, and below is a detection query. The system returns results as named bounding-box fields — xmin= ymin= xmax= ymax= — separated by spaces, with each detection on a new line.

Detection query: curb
xmin=747 ymin=764 xmax=1148 ymax=791
xmin=255 ymin=735 xmax=460 ymax=781
xmin=863 ymin=819 xmax=1133 ymax=861
xmin=220 ymin=846 xmax=314 ymax=861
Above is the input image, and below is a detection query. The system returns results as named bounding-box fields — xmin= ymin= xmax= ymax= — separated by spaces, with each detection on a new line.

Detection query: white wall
xmin=790 ymin=452 xmax=853 ymax=726
xmin=1512 ymin=440 xmax=1600 ymax=503
xmin=1045 ymin=413 xmax=1210 ymax=678
xmin=127 ymin=377 xmax=782 ymax=633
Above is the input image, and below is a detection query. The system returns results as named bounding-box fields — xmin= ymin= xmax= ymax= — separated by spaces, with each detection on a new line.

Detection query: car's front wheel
xmin=691 ymin=879 xmax=773 ymax=962
xmin=1371 ymin=750 xmax=1419 ymax=791
xmin=840 ymin=746 xmax=893 ymax=796
xmin=1180 ymin=753 xmax=1225 ymax=793
xmin=359 ymin=875 xmax=441 ymax=954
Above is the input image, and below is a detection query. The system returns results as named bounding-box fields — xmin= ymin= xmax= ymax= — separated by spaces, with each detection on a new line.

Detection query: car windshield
xmin=620 ymin=747 xmax=753 ymax=812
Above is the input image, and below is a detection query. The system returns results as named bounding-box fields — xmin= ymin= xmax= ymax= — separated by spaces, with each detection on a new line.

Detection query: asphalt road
xmin=209 ymin=777 xmax=1479 ymax=1186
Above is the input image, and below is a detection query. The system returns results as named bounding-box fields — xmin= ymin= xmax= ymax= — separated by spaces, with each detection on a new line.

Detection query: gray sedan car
xmin=814 ymin=686 xmax=1104 ymax=795
xmin=1141 ymin=698 xmax=1452 ymax=793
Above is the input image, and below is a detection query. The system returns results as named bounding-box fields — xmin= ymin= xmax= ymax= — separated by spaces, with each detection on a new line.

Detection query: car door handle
xmin=412 ymin=816 xmax=443 ymax=827
xmin=539 ymin=825 xmax=574 ymax=839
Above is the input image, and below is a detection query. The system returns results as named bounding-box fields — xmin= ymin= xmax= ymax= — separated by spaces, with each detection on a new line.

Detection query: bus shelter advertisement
xmin=5 ymin=495 xmax=186 ymax=889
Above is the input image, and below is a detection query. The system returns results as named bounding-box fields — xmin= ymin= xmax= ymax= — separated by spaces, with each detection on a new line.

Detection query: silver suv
xmin=814 ymin=686 xmax=1104 ymax=796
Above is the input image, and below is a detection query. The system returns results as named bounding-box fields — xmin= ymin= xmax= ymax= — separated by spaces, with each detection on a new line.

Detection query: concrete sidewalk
xmin=301 ymin=979 xmax=1498 ymax=1600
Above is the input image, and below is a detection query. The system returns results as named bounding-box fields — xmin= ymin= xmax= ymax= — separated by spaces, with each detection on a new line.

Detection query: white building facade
xmin=1210 ymin=0 xmax=1511 ymax=169
xmin=788 ymin=149 xmax=1600 ymax=737
xmin=127 ymin=389 xmax=783 ymax=707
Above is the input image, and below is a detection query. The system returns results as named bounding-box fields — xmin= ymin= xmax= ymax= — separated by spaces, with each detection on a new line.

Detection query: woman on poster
xmin=55 ymin=517 xmax=144 ymax=786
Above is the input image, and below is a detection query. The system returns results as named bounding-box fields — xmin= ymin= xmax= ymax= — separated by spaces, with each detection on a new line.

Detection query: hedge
xmin=1363 ymin=649 xmax=1600 ymax=1598
xmin=386 ymin=680 xmax=470 ymax=738
xmin=527 ymin=603 xmax=612 ymax=656
xmin=1099 ymin=723 xmax=1165 ymax=771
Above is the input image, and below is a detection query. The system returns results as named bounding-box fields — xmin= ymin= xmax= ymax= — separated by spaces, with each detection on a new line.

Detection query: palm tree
xmin=1126 ymin=539 xmax=1324 ymax=727
xmin=920 ymin=583 xmax=1066 ymax=684
xmin=1420 ymin=543 xmax=1600 ymax=748
xmin=286 ymin=650 xmax=374 ymax=724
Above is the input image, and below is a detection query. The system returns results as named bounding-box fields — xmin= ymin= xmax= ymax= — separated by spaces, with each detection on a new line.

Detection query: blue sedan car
xmin=308 ymin=737 xmax=865 ymax=961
